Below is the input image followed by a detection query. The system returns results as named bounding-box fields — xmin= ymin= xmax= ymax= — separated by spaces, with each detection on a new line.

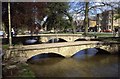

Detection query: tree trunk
xmin=84 ymin=2 xmax=89 ymax=36
xmin=96 ymin=14 xmax=100 ymax=32
xmin=72 ymin=21 xmax=76 ymax=34
xmin=111 ymin=10 xmax=114 ymax=37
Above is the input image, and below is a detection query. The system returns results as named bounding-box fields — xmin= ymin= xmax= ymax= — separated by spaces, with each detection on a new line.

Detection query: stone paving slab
xmin=19 ymin=41 xmax=101 ymax=50
xmin=16 ymin=34 xmax=83 ymax=37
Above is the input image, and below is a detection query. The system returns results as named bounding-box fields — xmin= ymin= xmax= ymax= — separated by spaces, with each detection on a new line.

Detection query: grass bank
xmin=2 ymin=62 xmax=36 ymax=79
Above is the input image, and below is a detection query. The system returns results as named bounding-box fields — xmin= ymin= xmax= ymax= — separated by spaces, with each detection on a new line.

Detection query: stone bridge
xmin=16 ymin=34 xmax=95 ymax=42
xmin=5 ymin=41 xmax=119 ymax=61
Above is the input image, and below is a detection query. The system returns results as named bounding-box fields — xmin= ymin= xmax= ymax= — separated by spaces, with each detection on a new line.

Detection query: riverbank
xmin=2 ymin=62 xmax=36 ymax=79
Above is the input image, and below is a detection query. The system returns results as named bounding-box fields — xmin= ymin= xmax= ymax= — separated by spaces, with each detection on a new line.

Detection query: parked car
xmin=0 ymin=31 xmax=4 ymax=37
xmin=100 ymin=29 xmax=112 ymax=32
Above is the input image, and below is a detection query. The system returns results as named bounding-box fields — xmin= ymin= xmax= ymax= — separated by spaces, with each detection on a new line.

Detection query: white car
xmin=0 ymin=31 xmax=4 ymax=37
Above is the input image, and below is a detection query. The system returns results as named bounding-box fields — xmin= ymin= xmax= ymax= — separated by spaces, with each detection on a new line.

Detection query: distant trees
xmin=2 ymin=2 xmax=9 ymax=33
xmin=70 ymin=2 xmax=106 ymax=35
xmin=2 ymin=2 xmax=47 ymax=34
xmin=43 ymin=2 xmax=71 ymax=32
xmin=2 ymin=2 xmax=119 ymax=35
xmin=2 ymin=2 xmax=72 ymax=34
xmin=114 ymin=3 xmax=120 ymax=20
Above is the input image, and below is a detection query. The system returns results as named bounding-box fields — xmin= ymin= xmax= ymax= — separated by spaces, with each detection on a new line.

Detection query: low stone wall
xmin=16 ymin=42 xmax=120 ymax=61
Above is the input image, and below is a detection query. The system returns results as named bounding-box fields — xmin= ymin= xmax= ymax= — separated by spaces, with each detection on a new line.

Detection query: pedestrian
xmin=11 ymin=28 xmax=15 ymax=37
xmin=114 ymin=28 xmax=118 ymax=37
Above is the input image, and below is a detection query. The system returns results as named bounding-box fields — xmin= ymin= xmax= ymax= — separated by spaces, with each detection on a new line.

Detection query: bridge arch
xmin=47 ymin=38 xmax=67 ymax=43
xmin=74 ymin=38 xmax=87 ymax=42
xmin=27 ymin=52 xmax=65 ymax=62
xmin=71 ymin=48 xmax=98 ymax=57
xmin=25 ymin=50 xmax=66 ymax=61
xmin=71 ymin=47 xmax=111 ymax=58
xmin=58 ymin=38 xmax=68 ymax=42
xmin=95 ymin=48 xmax=111 ymax=55
xmin=74 ymin=37 xmax=94 ymax=42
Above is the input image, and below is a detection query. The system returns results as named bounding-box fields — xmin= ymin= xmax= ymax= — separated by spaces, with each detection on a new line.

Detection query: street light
xmin=8 ymin=1 xmax=12 ymax=47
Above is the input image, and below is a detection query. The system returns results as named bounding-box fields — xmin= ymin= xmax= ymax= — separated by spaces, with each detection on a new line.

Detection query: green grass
xmin=2 ymin=44 xmax=9 ymax=49
xmin=2 ymin=60 xmax=36 ymax=78
xmin=80 ymin=32 xmax=113 ymax=37
xmin=2 ymin=43 xmax=23 ymax=50
xmin=98 ymin=37 xmax=120 ymax=42
xmin=52 ymin=32 xmax=114 ymax=37
xmin=17 ymin=63 xmax=36 ymax=79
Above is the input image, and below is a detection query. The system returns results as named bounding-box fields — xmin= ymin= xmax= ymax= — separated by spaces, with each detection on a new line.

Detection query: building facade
xmin=97 ymin=10 xmax=120 ymax=31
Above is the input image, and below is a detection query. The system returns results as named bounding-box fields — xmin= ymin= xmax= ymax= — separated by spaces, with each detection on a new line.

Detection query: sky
xmin=41 ymin=1 xmax=119 ymax=22
xmin=1 ymin=0 xmax=120 ymax=2
xmin=68 ymin=2 xmax=119 ymax=20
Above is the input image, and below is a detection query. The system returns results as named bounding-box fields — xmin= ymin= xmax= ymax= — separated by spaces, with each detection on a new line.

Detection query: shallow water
xmin=28 ymin=54 xmax=119 ymax=77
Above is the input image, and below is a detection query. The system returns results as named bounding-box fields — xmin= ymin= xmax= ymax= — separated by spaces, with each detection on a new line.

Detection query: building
xmin=96 ymin=10 xmax=120 ymax=32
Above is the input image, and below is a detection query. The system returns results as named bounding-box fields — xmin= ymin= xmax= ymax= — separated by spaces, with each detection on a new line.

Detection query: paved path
xmin=18 ymin=41 xmax=101 ymax=50
xmin=16 ymin=34 xmax=82 ymax=37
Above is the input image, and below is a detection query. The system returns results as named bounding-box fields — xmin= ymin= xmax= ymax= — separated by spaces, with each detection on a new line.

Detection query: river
xmin=27 ymin=48 xmax=119 ymax=77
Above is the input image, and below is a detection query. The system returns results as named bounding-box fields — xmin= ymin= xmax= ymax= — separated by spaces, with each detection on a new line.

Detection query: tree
xmin=2 ymin=2 xmax=9 ymax=34
xmin=2 ymin=2 xmax=47 ymax=35
xmin=115 ymin=6 xmax=120 ymax=20
xmin=12 ymin=2 xmax=47 ymax=34
xmin=70 ymin=1 xmax=120 ymax=35
xmin=43 ymin=2 xmax=71 ymax=32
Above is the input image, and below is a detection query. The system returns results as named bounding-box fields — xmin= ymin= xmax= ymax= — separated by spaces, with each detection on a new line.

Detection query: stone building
xmin=96 ymin=10 xmax=120 ymax=31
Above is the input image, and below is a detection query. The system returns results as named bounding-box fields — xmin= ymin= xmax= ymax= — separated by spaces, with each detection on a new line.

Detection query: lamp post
xmin=8 ymin=1 xmax=12 ymax=47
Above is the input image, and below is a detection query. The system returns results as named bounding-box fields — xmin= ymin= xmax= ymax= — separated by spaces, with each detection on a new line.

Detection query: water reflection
xmin=27 ymin=48 xmax=119 ymax=77
xmin=28 ymin=55 xmax=118 ymax=77
xmin=72 ymin=48 xmax=98 ymax=59
xmin=28 ymin=58 xmax=64 ymax=66
xmin=27 ymin=53 xmax=65 ymax=65
xmin=23 ymin=38 xmax=39 ymax=45
xmin=95 ymin=48 xmax=111 ymax=55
